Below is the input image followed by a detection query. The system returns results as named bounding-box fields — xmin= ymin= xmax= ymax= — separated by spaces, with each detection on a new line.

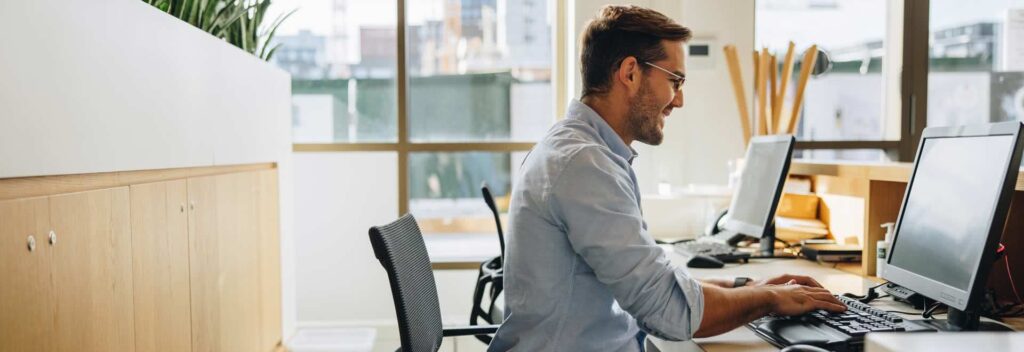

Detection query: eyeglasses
xmin=643 ymin=61 xmax=685 ymax=92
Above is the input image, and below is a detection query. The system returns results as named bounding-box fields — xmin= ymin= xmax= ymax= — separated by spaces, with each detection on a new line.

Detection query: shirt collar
xmin=566 ymin=100 xmax=638 ymax=163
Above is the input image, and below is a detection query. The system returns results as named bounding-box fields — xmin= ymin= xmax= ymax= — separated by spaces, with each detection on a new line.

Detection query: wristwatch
xmin=733 ymin=277 xmax=752 ymax=288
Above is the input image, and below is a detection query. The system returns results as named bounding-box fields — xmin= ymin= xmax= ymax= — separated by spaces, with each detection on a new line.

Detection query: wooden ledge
xmin=791 ymin=160 xmax=1024 ymax=191
xmin=0 ymin=163 xmax=276 ymax=200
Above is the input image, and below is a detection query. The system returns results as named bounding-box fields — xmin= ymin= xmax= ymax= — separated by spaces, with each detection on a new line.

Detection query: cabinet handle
xmin=48 ymin=230 xmax=57 ymax=246
xmin=190 ymin=201 xmax=196 ymax=211
xmin=180 ymin=203 xmax=186 ymax=213
xmin=27 ymin=235 xmax=36 ymax=252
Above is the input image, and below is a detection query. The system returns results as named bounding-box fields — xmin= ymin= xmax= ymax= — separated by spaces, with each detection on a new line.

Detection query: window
xmin=407 ymin=0 xmax=553 ymax=142
xmin=273 ymin=0 xmax=556 ymax=234
xmin=927 ymin=0 xmax=1024 ymax=128
xmin=756 ymin=0 xmax=894 ymax=144
xmin=273 ymin=1 xmax=398 ymax=143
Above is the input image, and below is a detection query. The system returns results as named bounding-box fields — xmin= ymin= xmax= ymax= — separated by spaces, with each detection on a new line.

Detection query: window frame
xmin=291 ymin=0 xmax=563 ymax=215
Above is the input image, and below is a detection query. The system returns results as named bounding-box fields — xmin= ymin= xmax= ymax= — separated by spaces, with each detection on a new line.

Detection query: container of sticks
xmin=723 ymin=42 xmax=819 ymax=146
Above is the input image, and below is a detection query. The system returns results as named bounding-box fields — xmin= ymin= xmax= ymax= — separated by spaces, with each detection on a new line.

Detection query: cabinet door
xmin=49 ymin=187 xmax=135 ymax=352
xmin=257 ymin=170 xmax=283 ymax=351
xmin=130 ymin=180 xmax=192 ymax=352
xmin=0 ymin=197 xmax=54 ymax=352
xmin=188 ymin=172 xmax=262 ymax=352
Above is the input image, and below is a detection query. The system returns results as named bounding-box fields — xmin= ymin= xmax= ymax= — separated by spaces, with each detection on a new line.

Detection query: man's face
xmin=627 ymin=40 xmax=686 ymax=146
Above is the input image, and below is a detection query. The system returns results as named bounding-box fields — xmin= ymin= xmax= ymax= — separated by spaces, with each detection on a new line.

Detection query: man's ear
xmin=616 ymin=56 xmax=642 ymax=94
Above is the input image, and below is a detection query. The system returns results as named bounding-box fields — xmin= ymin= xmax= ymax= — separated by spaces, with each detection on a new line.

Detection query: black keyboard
xmin=748 ymin=295 xmax=935 ymax=352
xmin=673 ymin=240 xmax=750 ymax=262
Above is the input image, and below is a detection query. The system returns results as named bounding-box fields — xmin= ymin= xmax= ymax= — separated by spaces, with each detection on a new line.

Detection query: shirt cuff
xmin=674 ymin=268 xmax=704 ymax=339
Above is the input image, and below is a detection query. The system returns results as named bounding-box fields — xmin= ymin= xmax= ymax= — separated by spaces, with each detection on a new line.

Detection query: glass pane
xmin=927 ymin=1 xmax=1024 ymax=127
xmin=794 ymin=149 xmax=890 ymax=162
xmin=269 ymin=0 xmax=397 ymax=143
xmin=756 ymin=0 xmax=892 ymax=141
xmin=407 ymin=0 xmax=555 ymax=142
xmin=408 ymin=152 xmax=527 ymax=236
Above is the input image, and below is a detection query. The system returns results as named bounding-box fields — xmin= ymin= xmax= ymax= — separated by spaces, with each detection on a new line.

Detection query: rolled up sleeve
xmin=546 ymin=146 xmax=704 ymax=340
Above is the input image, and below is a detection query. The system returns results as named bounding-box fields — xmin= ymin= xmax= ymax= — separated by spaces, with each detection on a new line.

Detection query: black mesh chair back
xmin=469 ymin=183 xmax=506 ymax=344
xmin=369 ymin=214 xmax=443 ymax=352
xmin=370 ymin=214 xmax=499 ymax=352
xmin=481 ymin=183 xmax=506 ymax=261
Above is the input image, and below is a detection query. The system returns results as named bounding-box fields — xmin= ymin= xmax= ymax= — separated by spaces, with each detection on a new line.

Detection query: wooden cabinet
xmin=0 ymin=188 xmax=136 ymax=352
xmin=49 ymin=187 xmax=136 ymax=352
xmin=0 ymin=166 xmax=281 ymax=352
xmin=0 ymin=197 xmax=54 ymax=352
xmin=131 ymin=180 xmax=192 ymax=352
xmin=188 ymin=172 xmax=263 ymax=352
xmin=257 ymin=170 xmax=283 ymax=351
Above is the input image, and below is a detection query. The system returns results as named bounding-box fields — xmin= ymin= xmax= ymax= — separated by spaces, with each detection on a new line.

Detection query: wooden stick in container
xmin=788 ymin=45 xmax=818 ymax=134
xmin=775 ymin=42 xmax=797 ymax=133
xmin=768 ymin=53 xmax=778 ymax=134
xmin=757 ymin=48 xmax=769 ymax=136
xmin=723 ymin=45 xmax=752 ymax=146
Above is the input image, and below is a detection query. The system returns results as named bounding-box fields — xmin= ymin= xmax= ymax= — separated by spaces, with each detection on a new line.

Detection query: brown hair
xmin=579 ymin=5 xmax=692 ymax=98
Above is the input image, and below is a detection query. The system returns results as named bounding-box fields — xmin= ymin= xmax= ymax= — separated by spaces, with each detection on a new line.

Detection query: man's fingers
xmin=814 ymin=299 xmax=847 ymax=312
xmin=809 ymin=291 xmax=843 ymax=305
xmin=797 ymin=276 xmax=824 ymax=288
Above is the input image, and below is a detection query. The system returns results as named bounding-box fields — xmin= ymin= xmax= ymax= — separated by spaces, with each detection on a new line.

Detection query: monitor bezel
xmin=883 ymin=122 xmax=1024 ymax=312
xmin=723 ymin=134 xmax=796 ymax=238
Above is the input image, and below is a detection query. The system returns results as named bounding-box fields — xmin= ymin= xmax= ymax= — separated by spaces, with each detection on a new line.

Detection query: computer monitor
xmin=721 ymin=134 xmax=795 ymax=256
xmin=883 ymin=121 xmax=1024 ymax=331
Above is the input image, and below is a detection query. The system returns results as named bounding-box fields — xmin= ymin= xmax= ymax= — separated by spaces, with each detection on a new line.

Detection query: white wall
xmin=0 ymin=0 xmax=290 ymax=178
xmin=0 ymin=0 xmax=296 ymax=341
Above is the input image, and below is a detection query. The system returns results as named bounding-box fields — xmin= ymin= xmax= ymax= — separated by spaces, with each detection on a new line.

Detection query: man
xmin=488 ymin=5 xmax=846 ymax=351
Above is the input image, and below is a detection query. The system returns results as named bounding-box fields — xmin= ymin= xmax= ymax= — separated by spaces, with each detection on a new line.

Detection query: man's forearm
xmin=693 ymin=283 xmax=775 ymax=338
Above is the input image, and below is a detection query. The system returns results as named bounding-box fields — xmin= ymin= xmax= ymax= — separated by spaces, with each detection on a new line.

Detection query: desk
xmin=649 ymin=245 xmax=1023 ymax=351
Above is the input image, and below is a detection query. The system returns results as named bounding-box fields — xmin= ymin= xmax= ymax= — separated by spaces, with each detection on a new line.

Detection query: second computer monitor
xmin=884 ymin=121 xmax=1024 ymax=330
xmin=723 ymin=135 xmax=795 ymax=241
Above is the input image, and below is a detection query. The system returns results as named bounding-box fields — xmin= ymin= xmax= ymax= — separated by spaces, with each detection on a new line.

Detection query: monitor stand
xmin=915 ymin=308 xmax=1014 ymax=331
xmin=709 ymin=223 xmax=794 ymax=259
xmin=751 ymin=223 xmax=796 ymax=258
xmin=758 ymin=224 xmax=776 ymax=257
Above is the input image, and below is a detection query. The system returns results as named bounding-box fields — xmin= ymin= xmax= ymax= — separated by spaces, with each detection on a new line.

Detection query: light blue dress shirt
xmin=488 ymin=100 xmax=705 ymax=351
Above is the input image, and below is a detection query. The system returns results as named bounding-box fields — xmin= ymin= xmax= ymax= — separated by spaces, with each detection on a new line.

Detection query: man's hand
xmin=747 ymin=274 xmax=824 ymax=288
xmin=766 ymin=282 xmax=847 ymax=316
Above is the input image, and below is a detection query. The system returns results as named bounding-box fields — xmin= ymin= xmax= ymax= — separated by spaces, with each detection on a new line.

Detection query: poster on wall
xmin=990 ymin=72 xmax=1024 ymax=122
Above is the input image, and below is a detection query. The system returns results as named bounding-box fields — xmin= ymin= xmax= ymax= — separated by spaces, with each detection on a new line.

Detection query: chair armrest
xmin=441 ymin=324 xmax=500 ymax=337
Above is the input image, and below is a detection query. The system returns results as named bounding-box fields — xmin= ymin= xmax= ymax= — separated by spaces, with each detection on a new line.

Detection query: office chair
xmin=468 ymin=184 xmax=506 ymax=344
xmin=369 ymin=214 xmax=500 ymax=352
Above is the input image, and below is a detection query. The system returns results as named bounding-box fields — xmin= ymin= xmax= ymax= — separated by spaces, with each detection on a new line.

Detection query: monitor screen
xmin=888 ymin=135 xmax=1015 ymax=291
xmin=724 ymin=136 xmax=794 ymax=238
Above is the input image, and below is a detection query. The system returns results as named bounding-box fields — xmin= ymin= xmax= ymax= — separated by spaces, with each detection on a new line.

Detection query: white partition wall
xmin=0 ymin=0 xmax=295 ymax=341
xmin=0 ymin=0 xmax=290 ymax=178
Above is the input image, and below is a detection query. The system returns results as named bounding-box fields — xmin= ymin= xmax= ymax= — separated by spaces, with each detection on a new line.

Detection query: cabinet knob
xmin=190 ymin=201 xmax=196 ymax=210
xmin=27 ymin=235 xmax=36 ymax=252
xmin=180 ymin=203 xmax=185 ymax=213
xmin=48 ymin=230 xmax=57 ymax=246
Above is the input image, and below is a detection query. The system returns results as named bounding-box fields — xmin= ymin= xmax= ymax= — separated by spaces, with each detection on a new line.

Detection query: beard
xmin=626 ymin=81 xmax=666 ymax=146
